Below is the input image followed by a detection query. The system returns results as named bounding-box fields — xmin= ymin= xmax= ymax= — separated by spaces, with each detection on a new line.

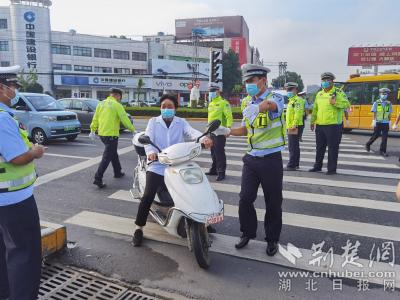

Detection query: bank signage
xmin=54 ymin=75 xmax=208 ymax=91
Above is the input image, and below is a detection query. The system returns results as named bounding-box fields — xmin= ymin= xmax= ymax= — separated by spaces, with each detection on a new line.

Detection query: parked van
xmin=11 ymin=93 xmax=81 ymax=144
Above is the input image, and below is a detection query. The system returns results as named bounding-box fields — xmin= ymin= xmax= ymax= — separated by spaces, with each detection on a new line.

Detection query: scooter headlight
xmin=179 ymin=167 xmax=203 ymax=184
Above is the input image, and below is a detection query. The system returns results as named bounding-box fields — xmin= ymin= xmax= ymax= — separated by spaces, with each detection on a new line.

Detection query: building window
xmin=113 ymin=50 xmax=130 ymax=60
xmin=155 ymin=38 xmax=160 ymax=43
xmin=0 ymin=41 xmax=9 ymax=51
xmin=132 ymin=69 xmax=147 ymax=75
xmin=73 ymin=46 xmax=92 ymax=57
xmin=94 ymin=48 xmax=111 ymax=58
xmin=52 ymin=44 xmax=71 ymax=55
xmin=132 ymin=52 xmax=147 ymax=61
xmin=94 ymin=66 xmax=113 ymax=73
xmin=53 ymin=64 xmax=72 ymax=71
xmin=114 ymin=68 xmax=130 ymax=74
xmin=0 ymin=19 xmax=7 ymax=29
xmin=1 ymin=61 xmax=10 ymax=67
xmin=74 ymin=65 xmax=92 ymax=72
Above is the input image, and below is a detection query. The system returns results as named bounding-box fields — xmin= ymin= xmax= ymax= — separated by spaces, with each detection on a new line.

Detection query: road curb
xmin=40 ymin=221 xmax=67 ymax=258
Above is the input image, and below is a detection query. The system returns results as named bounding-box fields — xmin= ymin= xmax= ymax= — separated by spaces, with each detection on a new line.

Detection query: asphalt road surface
xmin=35 ymin=119 xmax=400 ymax=300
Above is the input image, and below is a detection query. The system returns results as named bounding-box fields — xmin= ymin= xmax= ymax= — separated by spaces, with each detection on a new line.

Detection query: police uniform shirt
xmin=241 ymin=90 xmax=285 ymax=157
xmin=371 ymin=101 xmax=392 ymax=124
xmin=0 ymin=102 xmax=33 ymax=206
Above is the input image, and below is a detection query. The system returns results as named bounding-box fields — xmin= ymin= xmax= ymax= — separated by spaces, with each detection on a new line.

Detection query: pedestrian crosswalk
xmin=64 ymin=130 xmax=400 ymax=286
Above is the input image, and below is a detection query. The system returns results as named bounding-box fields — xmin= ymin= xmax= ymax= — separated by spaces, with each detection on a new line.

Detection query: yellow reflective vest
xmin=208 ymin=96 xmax=233 ymax=127
xmin=0 ymin=109 xmax=36 ymax=193
xmin=90 ymin=96 xmax=135 ymax=136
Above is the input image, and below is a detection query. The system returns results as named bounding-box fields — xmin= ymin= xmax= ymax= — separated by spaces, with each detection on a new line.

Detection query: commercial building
xmin=0 ymin=1 xmax=262 ymax=103
xmin=174 ymin=16 xmax=262 ymax=66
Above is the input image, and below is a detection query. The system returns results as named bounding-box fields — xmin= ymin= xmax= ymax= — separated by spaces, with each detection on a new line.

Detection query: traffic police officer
xmin=297 ymin=91 xmax=309 ymax=141
xmin=206 ymin=83 xmax=233 ymax=181
xmin=285 ymin=82 xmax=305 ymax=171
xmin=226 ymin=64 xmax=285 ymax=256
xmin=366 ymin=88 xmax=392 ymax=157
xmin=392 ymin=112 xmax=400 ymax=163
xmin=90 ymin=88 xmax=136 ymax=188
xmin=309 ymin=72 xmax=350 ymax=175
xmin=0 ymin=65 xmax=44 ymax=300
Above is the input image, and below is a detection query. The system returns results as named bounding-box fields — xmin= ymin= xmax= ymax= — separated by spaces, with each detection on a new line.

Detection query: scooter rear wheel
xmin=190 ymin=222 xmax=210 ymax=269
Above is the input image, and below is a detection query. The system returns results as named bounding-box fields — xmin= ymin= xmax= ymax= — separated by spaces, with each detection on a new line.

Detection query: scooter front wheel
xmin=190 ymin=222 xmax=210 ymax=269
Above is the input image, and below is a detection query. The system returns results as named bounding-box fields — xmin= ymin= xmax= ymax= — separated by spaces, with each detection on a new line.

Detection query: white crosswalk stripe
xmin=63 ymin=131 xmax=400 ymax=286
xmin=223 ymin=146 xmax=385 ymax=160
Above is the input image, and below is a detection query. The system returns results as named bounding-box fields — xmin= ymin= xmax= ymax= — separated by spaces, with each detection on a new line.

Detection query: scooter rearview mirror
xmin=138 ymin=135 xmax=152 ymax=145
xmin=206 ymin=120 xmax=221 ymax=133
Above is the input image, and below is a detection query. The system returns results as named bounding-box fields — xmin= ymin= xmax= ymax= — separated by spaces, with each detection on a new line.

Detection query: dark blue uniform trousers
xmin=314 ymin=124 xmax=342 ymax=172
xmin=0 ymin=195 xmax=42 ymax=300
xmin=239 ymin=152 xmax=283 ymax=242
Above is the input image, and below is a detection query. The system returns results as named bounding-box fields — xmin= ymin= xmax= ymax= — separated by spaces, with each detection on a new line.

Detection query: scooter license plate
xmin=206 ymin=214 xmax=224 ymax=225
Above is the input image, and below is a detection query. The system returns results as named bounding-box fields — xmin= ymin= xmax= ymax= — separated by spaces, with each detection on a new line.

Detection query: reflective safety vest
xmin=0 ymin=109 xmax=36 ymax=193
xmin=375 ymin=100 xmax=391 ymax=122
xmin=286 ymin=95 xmax=305 ymax=128
xmin=241 ymin=95 xmax=286 ymax=151
xmin=207 ymin=96 xmax=233 ymax=127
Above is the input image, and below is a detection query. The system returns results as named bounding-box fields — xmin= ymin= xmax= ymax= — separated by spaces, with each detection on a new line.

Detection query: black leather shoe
xmin=266 ymin=241 xmax=278 ymax=256
xmin=380 ymin=151 xmax=389 ymax=157
xmin=93 ymin=180 xmax=106 ymax=188
xmin=132 ymin=229 xmax=143 ymax=247
xmin=114 ymin=172 xmax=125 ymax=178
xmin=365 ymin=144 xmax=370 ymax=152
xmin=308 ymin=167 xmax=322 ymax=172
xmin=326 ymin=170 xmax=337 ymax=175
xmin=235 ymin=235 xmax=250 ymax=249
xmin=205 ymin=170 xmax=217 ymax=176
xmin=284 ymin=166 xmax=296 ymax=171
xmin=207 ymin=225 xmax=217 ymax=233
xmin=216 ymin=173 xmax=225 ymax=181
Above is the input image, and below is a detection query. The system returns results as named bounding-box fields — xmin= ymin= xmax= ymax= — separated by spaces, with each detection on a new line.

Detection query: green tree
xmin=232 ymin=84 xmax=243 ymax=95
xmin=136 ymin=78 xmax=145 ymax=104
xmin=222 ymin=49 xmax=242 ymax=98
xmin=272 ymin=71 xmax=304 ymax=92
xmin=18 ymin=69 xmax=44 ymax=93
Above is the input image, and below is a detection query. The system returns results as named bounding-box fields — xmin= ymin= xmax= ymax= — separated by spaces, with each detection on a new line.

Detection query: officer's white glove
xmin=345 ymin=120 xmax=350 ymax=126
xmin=392 ymin=124 xmax=398 ymax=130
xmin=371 ymin=120 xmax=376 ymax=128
xmin=243 ymin=104 xmax=260 ymax=124
xmin=89 ymin=132 xmax=97 ymax=141
xmin=213 ymin=126 xmax=231 ymax=137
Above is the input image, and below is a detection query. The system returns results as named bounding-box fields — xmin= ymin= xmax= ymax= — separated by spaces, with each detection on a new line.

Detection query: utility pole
xmin=278 ymin=62 xmax=287 ymax=88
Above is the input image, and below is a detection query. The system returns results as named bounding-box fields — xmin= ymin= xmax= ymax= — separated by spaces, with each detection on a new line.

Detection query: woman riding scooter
xmin=133 ymin=94 xmax=213 ymax=246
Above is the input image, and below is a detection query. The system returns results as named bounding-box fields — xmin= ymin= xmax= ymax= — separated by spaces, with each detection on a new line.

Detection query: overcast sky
xmin=1 ymin=0 xmax=399 ymax=86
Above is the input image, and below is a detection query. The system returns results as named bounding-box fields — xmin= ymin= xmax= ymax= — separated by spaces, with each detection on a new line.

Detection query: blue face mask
xmin=10 ymin=90 xmax=19 ymax=107
xmin=209 ymin=92 xmax=217 ymax=100
xmin=161 ymin=108 xmax=175 ymax=119
xmin=246 ymin=83 xmax=260 ymax=97
xmin=321 ymin=81 xmax=330 ymax=89
xmin=287 ymin=91 xmax=294 ymax=98
xmin=380 ymin=94 xmax=388 ymax=100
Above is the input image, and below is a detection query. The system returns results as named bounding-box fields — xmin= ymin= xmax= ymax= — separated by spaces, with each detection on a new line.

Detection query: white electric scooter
xmin=131 ymin=120 xmax=224 ymax=269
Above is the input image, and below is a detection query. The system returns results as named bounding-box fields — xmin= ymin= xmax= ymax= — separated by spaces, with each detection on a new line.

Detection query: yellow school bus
xmin=342 ymin=73 xmax=400 ymax=132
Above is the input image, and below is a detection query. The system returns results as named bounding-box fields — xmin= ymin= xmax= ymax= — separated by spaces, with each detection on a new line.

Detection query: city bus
xmin=342 ymin=73 xmax=400 ymax=132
